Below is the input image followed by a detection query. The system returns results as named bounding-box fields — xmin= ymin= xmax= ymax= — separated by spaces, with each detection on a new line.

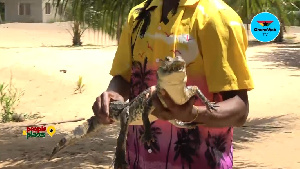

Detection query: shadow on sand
xmin=232 ymin=114 xmax=297 ymax=168
xmin=0 ymin=114 xmax=297 ymax=169
xmin=233 ymin=114 xmax=297 ymax=149
xmin=249 ymin=43 xmax=300 ymax=70
xmin=0 ymin=122 xmax=120 ymax=169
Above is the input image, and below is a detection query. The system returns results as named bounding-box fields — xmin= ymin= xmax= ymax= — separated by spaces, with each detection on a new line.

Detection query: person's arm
xmin=151 ymin=88 xmax=248 ymax=128
xmin=190 ymin=90 xmax=249 ymax=127
xmin=106 ymin=5 xmax=137 ymax=100
xmin=194 ymin=5 xmax=254 ymax=127
xmin=106 ymin=75 xmax=130 ymax=101
xmin=92 ymin=8 xmax=134 ymax=124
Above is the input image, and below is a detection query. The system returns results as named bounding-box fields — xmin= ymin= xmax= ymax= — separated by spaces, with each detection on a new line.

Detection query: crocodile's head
xmin=159 ymin=56 xmax=186 ymax=73
xmin=157 ymin=56 xmax=187 ymax=105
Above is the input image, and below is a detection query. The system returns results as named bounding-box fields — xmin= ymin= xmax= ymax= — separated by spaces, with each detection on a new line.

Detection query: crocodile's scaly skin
xmin=48 ymin=56 xmax=217 ymax=169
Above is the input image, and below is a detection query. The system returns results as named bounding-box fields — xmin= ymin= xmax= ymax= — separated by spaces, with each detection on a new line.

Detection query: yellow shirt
xmin=110 ymin=0 xmax=254 ymax=93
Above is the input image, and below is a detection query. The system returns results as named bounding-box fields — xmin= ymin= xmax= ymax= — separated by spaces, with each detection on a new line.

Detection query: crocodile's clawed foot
xmin=139 ymin=132 xmax=155 ymax=146
xmin=206 ymin=102 xmax=219 ymax=112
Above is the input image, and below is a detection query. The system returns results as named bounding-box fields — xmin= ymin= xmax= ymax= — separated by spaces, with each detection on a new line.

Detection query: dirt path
xmin=0 ymin=23 xmax=299 ymax=169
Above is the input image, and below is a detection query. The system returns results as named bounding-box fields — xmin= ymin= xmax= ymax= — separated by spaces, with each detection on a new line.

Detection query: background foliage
xmin=54 ymin=0 xmax=300 ymax=44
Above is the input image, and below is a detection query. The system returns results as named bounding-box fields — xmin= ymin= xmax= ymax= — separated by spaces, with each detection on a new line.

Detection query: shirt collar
xmin=146 ymin=0 xmax=199 ymax=10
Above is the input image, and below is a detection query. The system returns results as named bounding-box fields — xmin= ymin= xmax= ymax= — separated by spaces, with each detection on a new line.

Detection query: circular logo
xmin=250 ymin=12 xmax=280 ymax=42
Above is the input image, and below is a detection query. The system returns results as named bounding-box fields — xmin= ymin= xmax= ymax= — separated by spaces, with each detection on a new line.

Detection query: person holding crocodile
xmin=92 ymin=0 xmax=254 ymax=168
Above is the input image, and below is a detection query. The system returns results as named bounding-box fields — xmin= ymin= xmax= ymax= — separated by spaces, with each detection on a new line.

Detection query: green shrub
xmin=0 ymin=76 xmax=24 ymax=123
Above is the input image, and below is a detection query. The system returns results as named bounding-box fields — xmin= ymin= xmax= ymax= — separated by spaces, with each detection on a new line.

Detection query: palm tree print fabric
xmin=109 ymin=0 xmax=254 ymax=168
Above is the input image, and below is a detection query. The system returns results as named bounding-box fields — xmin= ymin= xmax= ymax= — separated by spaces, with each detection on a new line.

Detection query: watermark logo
xmin=22 ymin=125 xmax=56 ymax=139
xmin=250 ymin=12 xmax=280 ymax=42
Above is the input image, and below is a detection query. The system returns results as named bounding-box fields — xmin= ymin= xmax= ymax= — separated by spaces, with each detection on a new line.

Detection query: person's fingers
xmin=92 ymin=99 xmax=98 ymax=114
xmin=109 ymin=92 xmax=124 ymax=102
xmin=101 ymin=92 xmax=110 ymax=118
xmin=152 ymin=92 xmax=164 ymax=108
xmin=151 ymin=93 xmax=174 ymax=121
xmin=149 ymin=86 xmax=156 ymax=96
xmin=152 ymin=108 xmax=172 ymax=121
xmin=159 ymin=89 xmax=176 ymax=109
xmin=93 ymin=97 xmax=102 ymax=115
xmin=188 ymin=96 xmax=196 ymax=106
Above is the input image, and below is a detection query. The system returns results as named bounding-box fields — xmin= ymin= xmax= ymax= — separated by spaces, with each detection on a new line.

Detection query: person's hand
xmin=92 ymin=91 xmax=124 ymax=124
xmin=151 ymin=89 xmax=196 ymax=122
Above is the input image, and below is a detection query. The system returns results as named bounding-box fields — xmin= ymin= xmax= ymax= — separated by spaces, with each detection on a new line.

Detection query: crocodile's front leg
xmin=185 ymin=86 xmax=218 ymax=112
xmin=195 ymin=87 xmax=218 ymax=112
xmin=139 ymin=97 xmax=156 ymax=152
xmin=113 ymin=107 xmax=130 ymax=169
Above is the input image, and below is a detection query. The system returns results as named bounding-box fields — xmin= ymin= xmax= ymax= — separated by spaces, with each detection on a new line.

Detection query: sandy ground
xmin=0 ymin=22 xmax=299 ymax=169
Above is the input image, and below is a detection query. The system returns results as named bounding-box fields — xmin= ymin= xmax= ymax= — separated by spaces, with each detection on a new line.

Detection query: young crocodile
xmin=48 ymin=56 xmax=217 ymax=169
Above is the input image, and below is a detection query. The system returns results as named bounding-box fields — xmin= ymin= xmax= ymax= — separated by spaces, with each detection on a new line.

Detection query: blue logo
xmin=250 ymin=12 xmax=280 ymax=42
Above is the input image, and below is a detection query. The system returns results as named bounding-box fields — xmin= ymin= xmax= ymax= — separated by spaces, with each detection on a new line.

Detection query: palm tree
xmin=224 ymin=0 xmax=265 ymax=36
xmin=224 ymin=0 xmax=298 ymax=42
xmin=0 ymin=2 xmax=4 ymax=24
xmin=55 ymin=0 xmax=298 ymax=44
xmin=138 ymin=121 xmax=162 ymax=153
xmin=204 ymin=127 xmax=231 ymax=169
xmin=263 ymin=0 xmax=297 ymax=42
xmin=130 ymin=57 xmax=155 ymax=100
xmin=173 ymin=127 xmax=201 ymax=169
xmin=54 ymin=0 xmax=91 ymax=46
xmin=54 ymin=0 xmax=145 ymax=43
xmin=165 ymin=124 xmax=173 ymax=169
xmin=130 ymin=0 xmax=157 ymax=54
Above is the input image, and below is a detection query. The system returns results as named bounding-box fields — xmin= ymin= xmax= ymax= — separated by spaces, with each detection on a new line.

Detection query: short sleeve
xmin=109 ymin=12 xmax=134 ymax=82
xmin=198 ymin=9 xmax=254 ymax=93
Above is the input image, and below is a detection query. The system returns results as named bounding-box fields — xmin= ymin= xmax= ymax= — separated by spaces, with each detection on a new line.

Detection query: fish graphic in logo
xmin=257 ymin=21 xmax=274 ymax=27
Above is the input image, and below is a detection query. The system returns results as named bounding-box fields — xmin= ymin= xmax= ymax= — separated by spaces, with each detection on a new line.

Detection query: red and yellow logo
xmin=257 ymin=21 xmax=273 ymax=27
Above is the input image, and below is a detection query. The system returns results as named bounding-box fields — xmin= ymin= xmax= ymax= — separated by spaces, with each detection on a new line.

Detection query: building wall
xmin=4 ymin=0 xmax=43 ymax=23
xmin=42 ymin=0 xmax=61 ymax=23
xmin=3 ymin=0 xmax=62 ymax=23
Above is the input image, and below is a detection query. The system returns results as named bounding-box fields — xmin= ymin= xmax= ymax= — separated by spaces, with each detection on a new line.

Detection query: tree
xmin=54 ymin=0 xmax=91 ymax=46
xmin=205 ymin=128 xmax=231 ymax=169
xmin=54 ymin=0 xmax=143 ymax=44
xmin=225 ymin=0 xmax=265 ymax=36
xmin=130 ymin=57 xmax=155 ymax=100
xmin=55 ymin=0 xmax=299 ymax=45
xmin=0 ymin=2 xmax=4 ymax=24
xmin=173 ymin=127 xmax=201 ymax=169
xmin=138 ymin=121 xmax=162 ymax=154
xmin=264 ymin=0 xmax=296 ymax=42
xmin=224 ymin=0 xmax=299 ymax=42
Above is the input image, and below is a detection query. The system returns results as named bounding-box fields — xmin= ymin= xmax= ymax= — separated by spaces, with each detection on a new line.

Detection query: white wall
xmin=42 ymin=0 xmax=61 ymax=23
xmin=4 ymin=0 xmax=43 ymax=23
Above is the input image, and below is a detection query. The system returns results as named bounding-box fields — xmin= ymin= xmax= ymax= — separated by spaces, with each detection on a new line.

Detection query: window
xmin=45 ymin=3 xmax=51 ymax=14
xmin=19 ymin=3 xmax=31 ymax=15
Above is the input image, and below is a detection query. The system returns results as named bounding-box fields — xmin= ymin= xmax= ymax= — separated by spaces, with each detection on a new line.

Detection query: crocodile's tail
xmin=48 ymin=116 xmax=103 ymax=160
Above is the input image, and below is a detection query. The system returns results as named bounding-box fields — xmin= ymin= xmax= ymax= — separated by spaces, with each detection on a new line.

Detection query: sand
xmin=0 ymin=22 xmax=299 ymax=169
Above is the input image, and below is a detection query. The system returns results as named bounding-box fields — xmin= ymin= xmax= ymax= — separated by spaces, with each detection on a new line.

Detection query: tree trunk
xmin=165 ymin=125 xmax=173 ymax=169
xmin=274 ymin=25 xmax=284 ymax=43
xmin=0 ymin=14 xmax=2 ymax=24
xmin=72 ymin=21 xmax=82 ymax=46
